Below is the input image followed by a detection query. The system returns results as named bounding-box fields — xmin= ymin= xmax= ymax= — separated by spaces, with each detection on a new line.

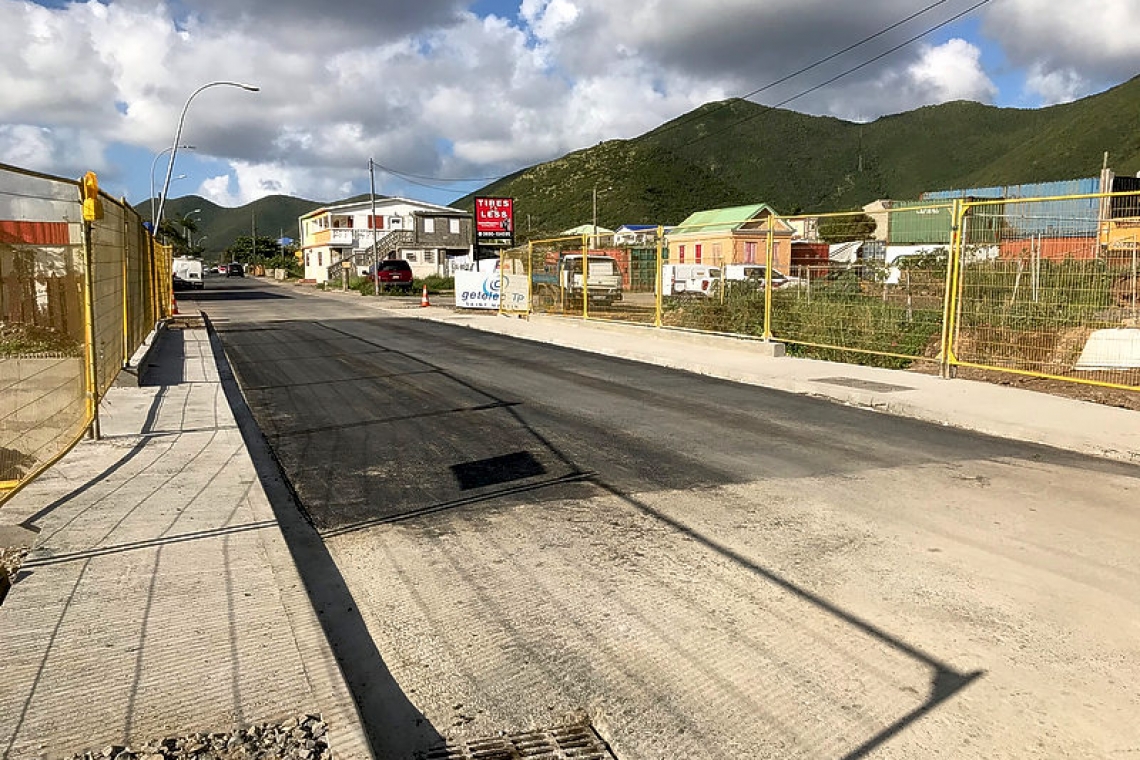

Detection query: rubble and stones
xmin=63 ymin=716 xmax=331 ymax=760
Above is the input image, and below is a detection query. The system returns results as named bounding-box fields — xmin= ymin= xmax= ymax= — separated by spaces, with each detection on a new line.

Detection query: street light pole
xmin=150 ymin=144 xmax=193 ymax=225
xmin=155 ymin=80 xmax=259 ymax=228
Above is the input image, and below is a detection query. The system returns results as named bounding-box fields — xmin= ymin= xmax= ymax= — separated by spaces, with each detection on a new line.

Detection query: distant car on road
xmin=367 ymin=259 xmax=414 ymax=290
xmin=227 ymin=262 xmax=245 ymax=277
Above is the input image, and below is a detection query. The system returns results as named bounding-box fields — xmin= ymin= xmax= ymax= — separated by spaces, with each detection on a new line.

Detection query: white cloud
xmin=1024 ymin=65 xmax=1088 ymax=106
xmin=982 ymin=0 xmax=1140 ymax=101
xmin=0 ymin=0 xmax=1134 ymax=208
xmin=818 ymin=38 xmax=997 ymax=122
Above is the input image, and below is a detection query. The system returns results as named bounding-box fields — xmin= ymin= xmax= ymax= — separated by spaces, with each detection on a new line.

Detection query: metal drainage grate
xmin=423 ymin=724 xmax=615 ymax=760
xmin=811 ymin=376 xmax=915 ymax=393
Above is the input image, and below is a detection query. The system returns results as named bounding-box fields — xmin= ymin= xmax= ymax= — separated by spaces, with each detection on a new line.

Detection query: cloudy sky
xmin=1 ymin=0 xmax=1137 ymax=210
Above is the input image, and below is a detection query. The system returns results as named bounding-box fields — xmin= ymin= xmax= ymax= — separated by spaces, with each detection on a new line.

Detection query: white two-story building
xmin=298 ymin=198 xmax=473 ymax=283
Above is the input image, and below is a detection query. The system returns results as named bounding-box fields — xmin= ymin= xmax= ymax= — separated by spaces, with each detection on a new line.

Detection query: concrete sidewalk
xmin=0 ymin=322 xmax=372 ymax=760
xmin=291 ymin=283 xmax=1140 ymax=465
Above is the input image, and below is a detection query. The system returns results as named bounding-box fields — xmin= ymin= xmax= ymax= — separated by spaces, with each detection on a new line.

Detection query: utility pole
xmin=370 ymin=158 xmax=379 ymax=296
xmin=592 ymin=185 xmax=598 ymax=250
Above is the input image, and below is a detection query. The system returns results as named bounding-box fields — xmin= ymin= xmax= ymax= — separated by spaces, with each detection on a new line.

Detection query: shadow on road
xmin=204 ymin=316 xmax=444 ymax=758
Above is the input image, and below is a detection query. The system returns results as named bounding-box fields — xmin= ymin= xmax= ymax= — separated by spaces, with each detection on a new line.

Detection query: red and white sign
xmin=474 ymin=196 xmax=514 ymax=246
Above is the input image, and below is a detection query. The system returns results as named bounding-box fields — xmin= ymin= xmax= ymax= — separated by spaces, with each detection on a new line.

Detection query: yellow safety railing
xmin=507 ymin=190 xmax=1140 ymax=393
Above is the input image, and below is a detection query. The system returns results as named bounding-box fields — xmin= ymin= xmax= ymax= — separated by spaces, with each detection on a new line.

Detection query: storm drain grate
xmin=423 ymin=724 xmax=615 ymax=760
xmin=811 ymin=376 xmax=915 ymax=393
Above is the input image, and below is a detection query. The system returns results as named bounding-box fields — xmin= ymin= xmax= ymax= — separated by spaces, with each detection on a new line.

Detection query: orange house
xmin=667 ymin=203 xmax=795 ymax=272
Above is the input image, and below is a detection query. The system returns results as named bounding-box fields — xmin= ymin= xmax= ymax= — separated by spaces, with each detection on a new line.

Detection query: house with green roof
xmin=668 ymin=203 xmax=795 ymax=272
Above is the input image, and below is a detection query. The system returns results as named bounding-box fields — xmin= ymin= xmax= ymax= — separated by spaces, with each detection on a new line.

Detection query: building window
xmin=424 ymin=250 xmax=435 ymax=264
xmin=318 ymin=251 xmax=323 ymax=266
xmin=745 ymin=241 xmax=757 ymax=264
xmin=389 ymin=216 xmax=403 ymax=228
xmin=449 ymin=218 xmax=460 ymax=234
xmin=406 ymin=251 xmax=418 ymax=262
xmin=712 ymin=242 xmax=722 ymax=263
xmin=305 ymin=253 xmax=310 ymax=266
xmin=679 ymin=244 xmax=686 ymax=263
xmin=424 ymin=218 xmax=435 ymax=233
xmin=368 ymin=215 xmax=383 ymax=229
xmin=695 ymin=243 xmax=703 ymax=264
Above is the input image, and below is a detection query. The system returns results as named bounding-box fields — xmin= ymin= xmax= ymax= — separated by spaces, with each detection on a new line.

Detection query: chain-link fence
xmin=0 ymin=162 xmax=171 ymax=503
xmin=503 ymin=191 xmax=1140 ymax=394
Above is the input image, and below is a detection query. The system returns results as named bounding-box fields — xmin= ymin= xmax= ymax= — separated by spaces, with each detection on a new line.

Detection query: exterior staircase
xmin=325 ymin=229 xmax=414 ymax=280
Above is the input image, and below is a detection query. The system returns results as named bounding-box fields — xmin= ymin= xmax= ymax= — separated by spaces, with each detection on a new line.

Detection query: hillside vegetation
xmin=459 ymin=75 xmax=1140 ymax=236
xmin=145 ymin=76 xmax=1140 ymax=250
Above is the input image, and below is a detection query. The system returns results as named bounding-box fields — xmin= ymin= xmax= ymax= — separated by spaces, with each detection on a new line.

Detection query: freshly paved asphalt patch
xmin=190 ymin=279 xmax=1140 ymax=760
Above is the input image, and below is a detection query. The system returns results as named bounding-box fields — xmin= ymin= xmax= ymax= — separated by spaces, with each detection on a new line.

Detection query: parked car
xmin=723 ymin=264 xmax=801 ymax=290
xmin=367 ymin=259 xmax=414 ymax=290
xmin=226 ymin=262 xmax=245 ymax=277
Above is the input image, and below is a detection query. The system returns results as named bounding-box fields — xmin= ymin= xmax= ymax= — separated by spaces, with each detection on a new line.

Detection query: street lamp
xmin=155 ymin=80 xmax=259 ymax=227
xmin=186 ymin=208 xmax=202 ymax=248
xmin=150 ymin=145 xmax=194 ymax=224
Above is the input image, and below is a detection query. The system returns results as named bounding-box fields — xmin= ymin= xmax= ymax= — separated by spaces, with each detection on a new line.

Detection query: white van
xmin=662 ymin=264 xmax=721 ymax=297
xmin=723 ymin=264 xmax=800 ymax=289
xmin=172 ymin=256 xmax=204 ymax=290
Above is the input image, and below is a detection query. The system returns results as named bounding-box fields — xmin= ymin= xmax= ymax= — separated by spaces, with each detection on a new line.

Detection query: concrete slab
xmin=0 ymin=328 xmax=372 ymax=760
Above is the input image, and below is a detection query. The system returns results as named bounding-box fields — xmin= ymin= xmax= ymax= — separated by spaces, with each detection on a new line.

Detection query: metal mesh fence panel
xmin=952 ymin=193 xmax=1140 ymax=389
xmin=766 ymin=208 xmax=950 ymax=367
xmin=498 ymin=245 xmax=531 ymax=315
xmin=0 ymin=165 xmax=88 ymax=489
xmin=90 ymin=199 xmax=127 ymax=396
xmin=529 ymin=235 xmax=586 ymax=317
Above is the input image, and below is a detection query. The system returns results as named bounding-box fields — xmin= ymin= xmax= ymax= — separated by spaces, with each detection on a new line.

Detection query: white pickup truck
xmin=535 ymin=254 xmax=624 ymax=306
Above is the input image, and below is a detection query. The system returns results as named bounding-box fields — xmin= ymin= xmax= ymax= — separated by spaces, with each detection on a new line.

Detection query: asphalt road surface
xmin=187 ymin=276 xmax=1140 ymax=760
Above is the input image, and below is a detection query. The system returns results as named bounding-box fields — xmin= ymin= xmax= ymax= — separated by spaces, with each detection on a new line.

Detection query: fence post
xmin=81 ymin=221 xmax=101 ymax=440
xmin=121 ymin=208 xmax=131 ymax=367
xmin=939 ymin=199 xmax=966 ymax=379
xmin=527 ymin=241 xmax=534 ymax=317
xmin=581 ymin=234 xmax=589 ymax=321
xmin=654 ymin=226 xmax=663 ymax=328
xmin=497 ymin=247 xmax=505 ymax=315
xmin=763 ymin=219 xmax=775 ymax=341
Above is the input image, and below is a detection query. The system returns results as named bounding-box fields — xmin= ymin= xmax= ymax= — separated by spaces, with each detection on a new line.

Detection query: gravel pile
xmin=0 ymin=546 xmax=28 ymax=604
xmin=65 ymin=716 xmax=331 ymax=760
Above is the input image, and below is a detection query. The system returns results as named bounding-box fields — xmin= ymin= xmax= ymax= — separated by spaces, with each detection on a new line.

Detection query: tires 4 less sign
xmin=474 ymin=197 xmax=514 ymax=247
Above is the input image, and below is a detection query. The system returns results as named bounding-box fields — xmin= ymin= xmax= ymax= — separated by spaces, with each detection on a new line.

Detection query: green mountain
xmin=141 ymin=194 xmax=327 ymax=259
xmin=145 ymin=76 xmax=1140 ymax=253
xmin=458 ymin=75 xmax=1140 ymax=235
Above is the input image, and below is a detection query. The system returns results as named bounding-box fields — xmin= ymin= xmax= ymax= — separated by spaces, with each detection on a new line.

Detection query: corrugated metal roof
xmin=671 ymin=203 xmax=786 ymax=236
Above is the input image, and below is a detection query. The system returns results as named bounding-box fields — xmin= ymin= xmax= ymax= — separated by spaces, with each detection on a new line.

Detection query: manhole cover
xmin=423 ymin=724 xmax=615 ymax=760
xmin=811 ymin=376 xmax=914 ymax=393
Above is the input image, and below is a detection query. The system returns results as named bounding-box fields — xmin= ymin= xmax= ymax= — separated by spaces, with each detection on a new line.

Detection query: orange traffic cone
xmin=420 ymin=284 xmax=430 ymax=307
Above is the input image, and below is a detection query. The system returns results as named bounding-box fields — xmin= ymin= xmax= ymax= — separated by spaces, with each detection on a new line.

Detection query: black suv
xmin=226 ymin=262 xmax=245 ymax=277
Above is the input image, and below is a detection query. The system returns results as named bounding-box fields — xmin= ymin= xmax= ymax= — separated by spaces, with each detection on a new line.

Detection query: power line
xmin=675 ymin=0 xmax=995 ymax=150
xmin=372 ymin=0 xmax=992 ymax=188
xmin=650 ymin=0 xmax=956 ymax=141
xmin=370 ymin=159 xmax=504 ymax=185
